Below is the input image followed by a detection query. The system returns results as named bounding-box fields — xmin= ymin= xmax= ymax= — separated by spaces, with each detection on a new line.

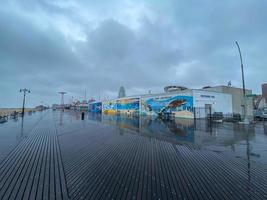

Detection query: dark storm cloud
xmin=0 ymin=6 xmax=83 ymax=106
xmin=79 ymin=19 xmax=182 ymax=89
xmin=0 ymin=11 xmax=79 ymax=73
xmin=153 ymin=0 xmax=267 ymax=89
xmin=0 ymin=0 xmax=267 ymax=107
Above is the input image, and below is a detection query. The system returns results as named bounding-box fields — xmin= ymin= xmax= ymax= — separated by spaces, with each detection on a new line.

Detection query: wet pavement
xmin=0 ymin=110 xmax=267 ymax=199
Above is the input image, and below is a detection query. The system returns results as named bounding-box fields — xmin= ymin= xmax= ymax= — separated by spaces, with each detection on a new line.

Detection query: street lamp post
xmin=235 ymin=41 xmax=246 ymax=96
xmin=235 ymin=41 xmax=249 ymax=124
xmin=20 ymin=88 xmax=30 ymax=117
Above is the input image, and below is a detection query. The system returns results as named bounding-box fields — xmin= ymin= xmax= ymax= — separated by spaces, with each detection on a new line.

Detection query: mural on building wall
xmin=102 ymin=98 xmax=140 ymax=115
xmin=89 ymin=102 xmax=102 ymax=113
xmin=102 ymin=100 xmax=117 ymax=114
xmin=116 ymin=98 xmax=140 ymax=115
xmin=141 ymin=95 xmax=194 ymax=118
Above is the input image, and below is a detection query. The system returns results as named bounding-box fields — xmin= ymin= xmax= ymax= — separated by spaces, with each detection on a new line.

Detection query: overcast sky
xmin=0 ymin=0 xmax=267 ymax=108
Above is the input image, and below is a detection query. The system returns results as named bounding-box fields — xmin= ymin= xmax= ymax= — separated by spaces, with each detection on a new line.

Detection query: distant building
xmin=254 ymin=83 xmax=267 ymax=110
xmin=52 ymin=104 xmax=60 ymax=109
xmin=118 ymin=86 xmax=126 ymax=98
xmin=253 ymin=95 xmax=263 ymax=110
xmin=35 ymin=105 xmax=47 ymax=111
xmin=164 ymin=86 xmax=188 ymax=93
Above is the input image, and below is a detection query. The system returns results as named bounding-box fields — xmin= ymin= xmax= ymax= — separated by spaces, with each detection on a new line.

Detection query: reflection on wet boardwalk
xmin=0 ymin=115 xmax=68 ymax=200
xmin=59 ymin=120 xmax=267 ymax=200
xmin=0 ymin=110 xmax=267 ymax=199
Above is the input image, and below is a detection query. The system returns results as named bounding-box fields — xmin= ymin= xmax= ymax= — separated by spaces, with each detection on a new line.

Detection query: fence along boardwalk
xmin=0 ymin=123 xmax=69 ymax=200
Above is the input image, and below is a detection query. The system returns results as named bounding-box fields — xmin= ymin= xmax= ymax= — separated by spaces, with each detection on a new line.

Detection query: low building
xmin=140 ymin=89 xmax=232 ymax=119
xmin=202 ymin=85 xmax=253 ymax=118
xmin=88 ymin=85 xmax=255 ymax=119
xmin=100 ymin=88 xmax=233 ymax=119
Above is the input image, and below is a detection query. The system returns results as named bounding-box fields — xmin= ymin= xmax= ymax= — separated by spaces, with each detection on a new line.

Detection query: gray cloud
xmin=0 ymin=0 xmax=267 ymax=107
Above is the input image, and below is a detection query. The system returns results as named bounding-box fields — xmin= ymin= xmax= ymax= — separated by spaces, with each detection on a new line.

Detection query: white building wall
xmin=193 ymin=90 xmax=233 ymax=118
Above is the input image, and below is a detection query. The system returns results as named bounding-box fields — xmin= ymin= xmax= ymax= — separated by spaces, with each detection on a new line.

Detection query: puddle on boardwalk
xmin=56 ymin=111 xmax=267 ymax=199
xmin=113 ymin=115 xmax=266 ymax=165
xmin=56 ymin=110 xmax=267 ymax=165
xmin=1 ymin=110 xmax=267 ymax=199
xmin=1 ymin=110 xmax=266 ymax=165
xmin=0 ymin=111 xmax=46 ymax=161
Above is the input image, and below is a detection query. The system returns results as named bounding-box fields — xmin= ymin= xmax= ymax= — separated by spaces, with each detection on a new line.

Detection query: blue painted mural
xmin=116 ymin=98 xmax=139 ymax=115
xmin=103 ymin=98 xmax=140 ymax=115
xmin=141 ymin=95 xmax=194 ymax=118
xmin=102 ymin=100 xmax=118 ymax=114
xmin=88 ymin=102 xmax=102 ymax=113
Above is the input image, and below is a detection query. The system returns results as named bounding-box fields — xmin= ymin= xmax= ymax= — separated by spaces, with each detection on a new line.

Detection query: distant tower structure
xmin=58 ymin=92 xmax=67 ymax=109
xmin=262 ymin=83 xmax=267 ymax=105
xmin=228 ymin=81 xmax=232 ymax=87
xmin=84 ymin=89 xmax=87 ymax=101
xmin=118 ymin=86 xmax=126 ymax=98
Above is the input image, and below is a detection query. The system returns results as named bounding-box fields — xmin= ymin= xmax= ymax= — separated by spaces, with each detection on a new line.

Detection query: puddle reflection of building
xmin=230 ymin=124 xmax=255 ymax=147
xmin=193 ymin=119 xmax=213 ymax=134
xmin=94 ymin=113 xmax=260 ymax=149
xmin=59 ymin=110 xmax=64 ymax=126
xmin=88 ymin=113 xmax=102 ymax=123
xmin=99 ymin=114 xmax=195 ymax=144
xmin=140 ymin=116 xmax=195 ymax=143
xmin=264 ymin=123 xmax=267 ymax=135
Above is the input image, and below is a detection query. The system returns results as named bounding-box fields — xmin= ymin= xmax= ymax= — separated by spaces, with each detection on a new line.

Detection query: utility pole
xmin=58 ymin=92 xmax=67 ymax=110
xmin=20 ymin=88 xmax=30 ymax=117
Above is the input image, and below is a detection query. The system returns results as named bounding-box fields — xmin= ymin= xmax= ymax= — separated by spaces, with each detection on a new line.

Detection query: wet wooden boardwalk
xmin=0 ymin=117 xmax=69 ymax=200
xmin=0 ymin=111 xmax=267 ymax=200
xmin=59 ymin=120 xmax=267 ymax=200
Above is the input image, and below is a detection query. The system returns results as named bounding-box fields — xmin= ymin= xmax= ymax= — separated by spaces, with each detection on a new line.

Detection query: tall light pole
xmin=235 ymin=41 xmax=246 ymax=96
xmin=20 ymin=88 xmax=30 ymax=117
xmin=235 ymin=41 xmax=249 ymax=123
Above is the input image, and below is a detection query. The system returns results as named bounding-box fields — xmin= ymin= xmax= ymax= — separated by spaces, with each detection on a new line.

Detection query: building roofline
xmin=207 ymin=85 xmax=252 ymax=91
xmin=100 ymin=88 xmax=232 ymax=102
